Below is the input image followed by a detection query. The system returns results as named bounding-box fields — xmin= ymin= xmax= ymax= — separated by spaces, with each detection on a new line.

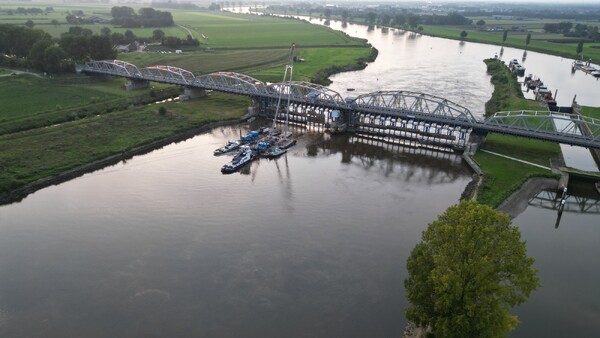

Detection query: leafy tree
xmin=525 ymin=32 xmax=531 ymax=47
xmin=65 ymin=14 xmax=79 ymax=25
xmin=367 ymin=12 xmax=377 ymax=25
xmin=576 ymin=40 xmax=584 ymax=55
xmin=51 ymin=19 xmax=59 ymax=27
xmin=405 ymin=200 xmax=540 ymax=338
xmin=25 ymin=20 xmax=34 ymax=28
xmin=89 ymin=35 xmax=116 ymax=60
xmin=341 ymin=10 xmax=348 ymax=22
xmin=381 ymin=14 xmax=391 ymax=26
xmin=43 ymin=45 xmax=67 ymax=74
xmin=28 ymin=39 xmax=53 ymax=70
xmin=460 ymin=30 xmax=468 ymax=40
xmin=111 ymin=32 xmax=125 ymax=45
xmin=59 ymin=34 xmax=89 ymax=61
xmin=324 ymin=8 xmax=331 ymax=19
xmin=101 ymin=27 xmax=112 ymax=36
xmin=408 ymin=14 xmax=420 ymax=30
xmin=394 ymin=14 xmax=406 ymax=27
xmin=476 ymin=19 xmax=486 ymax=27
xmin=153 ymin=29 xmax=165 ymax=41
xmin=558 ymin=21 xmax=573 ymax=34
xmin=124 ymin=30 xmax=136 ymax=43
xmin=502 ymin=30 xmax=508 ymax=45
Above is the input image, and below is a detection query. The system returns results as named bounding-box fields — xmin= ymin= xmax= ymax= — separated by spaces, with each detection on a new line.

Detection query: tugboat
xmin=221 ymin=146 xmax=254 ymax=173
xmin=213 ymin=140 xmax=240 ymax=156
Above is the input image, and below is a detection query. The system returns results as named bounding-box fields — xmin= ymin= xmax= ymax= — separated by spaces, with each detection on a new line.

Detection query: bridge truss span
xmin=352 ymin=91 xmax=477 ymax=124
xmin=267 ymin=81 xmax=345 ymax=107
xmin=141 ymin=65 xmax=196 ymax=85
xmin=481 ymin=110 xmax=600 ymax=146
xmin=83 ymin=60 xmax=142 ymax=78
xmin=196 ymin=72 xmax=265 ymax=96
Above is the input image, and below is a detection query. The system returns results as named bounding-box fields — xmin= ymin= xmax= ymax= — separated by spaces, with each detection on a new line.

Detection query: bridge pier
xmin=124 ymin=79 xmax=150 ymax=90
xmin=180 ymin=87 xmax=207 ymax=100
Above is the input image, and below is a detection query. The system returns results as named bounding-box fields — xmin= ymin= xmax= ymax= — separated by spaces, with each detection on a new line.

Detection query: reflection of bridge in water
xmin=306 ymin=133 xmax=468 ymax=185
xmin=81 ymin=60 xmax=600 ymax=150
xmin=529 ymin=190 xmax=600 ymax=214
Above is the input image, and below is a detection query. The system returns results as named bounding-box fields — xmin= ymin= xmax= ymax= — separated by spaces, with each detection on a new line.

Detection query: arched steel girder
xmin=266 ymin=81 xmax=345 ymax=106
xmin=351 ymin=91 xmax=476 ymax=123
xmin=195 ymin=72 xmax=265 ymax=96
xmin=141 ymin=65 xmax=195 ymax=85
xmin=83 ymin=60 xmax=142 ymax=78
xmin=482 ymin=111 xmax=600 ymax=143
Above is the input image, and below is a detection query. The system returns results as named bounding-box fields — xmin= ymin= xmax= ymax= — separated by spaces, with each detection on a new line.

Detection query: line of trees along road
xmin=0 ymin=25 xmax=116 ymax=74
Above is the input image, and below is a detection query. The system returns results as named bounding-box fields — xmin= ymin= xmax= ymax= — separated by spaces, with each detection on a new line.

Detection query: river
xmin=1 ymin=12 xmax=599 ymax=338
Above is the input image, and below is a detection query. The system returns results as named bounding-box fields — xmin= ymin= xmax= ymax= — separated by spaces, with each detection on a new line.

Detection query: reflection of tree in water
xmin=305 ymin=134 xmax=469 ymax=185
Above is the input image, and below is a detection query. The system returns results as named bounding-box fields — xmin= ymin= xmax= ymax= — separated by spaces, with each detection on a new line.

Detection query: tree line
xmin=110 ymin=6 xmax=174 ymax=28
xmin=543 ymin=22 xmax=600 ymax=42
xmin=269 ymin=4 xmax=471 ymax=30
xmin=2 ymin=7 xmax=53 ymax=15
xmin=0 ymin=25 xmax=115 ymax=74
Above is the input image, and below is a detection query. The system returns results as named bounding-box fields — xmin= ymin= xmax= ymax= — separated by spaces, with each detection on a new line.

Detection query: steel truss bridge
xmin=81 ymin=60 xmax=600 ymax=150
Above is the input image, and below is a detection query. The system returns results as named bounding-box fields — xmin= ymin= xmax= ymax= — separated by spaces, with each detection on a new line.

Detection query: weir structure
xmin=81 ymin=59 xmax=600 ymax=150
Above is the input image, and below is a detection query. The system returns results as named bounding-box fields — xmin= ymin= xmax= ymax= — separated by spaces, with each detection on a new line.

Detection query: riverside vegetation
xmin=0 ymin=7 xmax=373 ymax=199
xmin=474 ymin=59 xmax=561 ymax=207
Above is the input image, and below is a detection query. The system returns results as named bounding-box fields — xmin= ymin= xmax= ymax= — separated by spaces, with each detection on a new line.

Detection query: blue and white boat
xmin=221 ymin=146 xmax=254 ymax=173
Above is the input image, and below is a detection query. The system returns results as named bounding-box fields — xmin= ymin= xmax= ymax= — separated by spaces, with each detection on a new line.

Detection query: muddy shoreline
xmin=0 ymin=119 xmax=243 ymax=206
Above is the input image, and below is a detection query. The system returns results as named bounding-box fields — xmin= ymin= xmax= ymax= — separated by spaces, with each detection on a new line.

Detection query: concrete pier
xmin=125 ymin=79 xmax=149 ymax=90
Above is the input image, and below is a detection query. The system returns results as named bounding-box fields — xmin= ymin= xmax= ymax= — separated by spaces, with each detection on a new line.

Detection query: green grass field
xmin=0 ymin=75 xmax=120 ymax=121
xmin=474 ymin=144 xmax=558 ymax=208
xmin=119 ymin=49 xmax=291 ymax=74
xmin=0 ymin=92 xmax=249 ymax=193
xmin=581 ymin=106 xmax=600 ymax=119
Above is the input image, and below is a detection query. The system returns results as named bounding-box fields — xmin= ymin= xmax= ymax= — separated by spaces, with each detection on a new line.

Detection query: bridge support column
xmin=181 ymin=87 xmax=207 ymax=100
xmin=125 ymin=79 xmax=149 ymax=90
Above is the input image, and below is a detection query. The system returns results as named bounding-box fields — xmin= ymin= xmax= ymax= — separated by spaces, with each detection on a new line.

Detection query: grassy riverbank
xmin=419 ymin=25 xmax=600 ymax=65
xmin=474 ymin=59 xmax=561 ymax=207
xmin=0 ymin=92 xmax=249 ymax=195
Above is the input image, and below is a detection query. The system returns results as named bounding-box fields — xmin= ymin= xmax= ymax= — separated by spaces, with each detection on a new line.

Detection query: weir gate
xmin=81 ymin=60 xmax=600 ymax=150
